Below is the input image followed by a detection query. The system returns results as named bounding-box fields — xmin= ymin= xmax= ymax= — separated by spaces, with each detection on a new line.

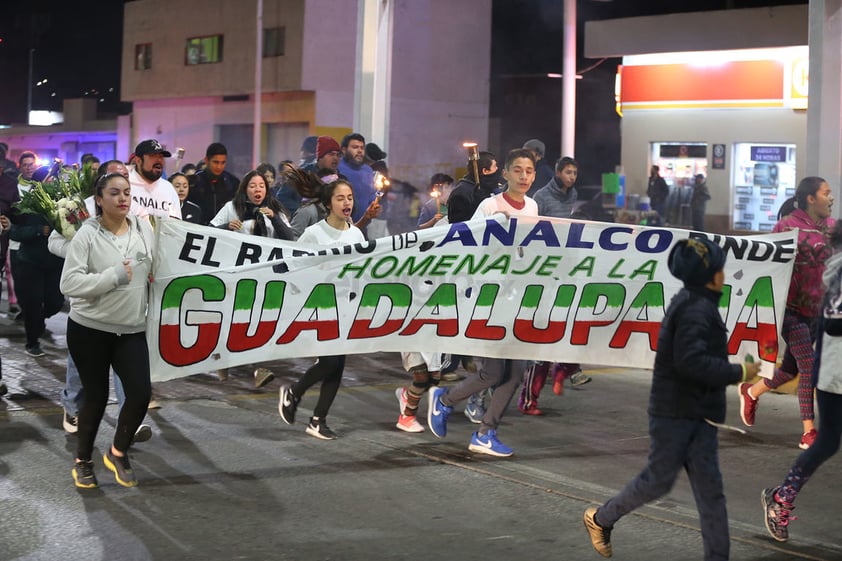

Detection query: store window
xmin=264 ymin=27 xmax=285 ymax=57
xmin=135 ymin=43 xmax=152 ymax=70
xmin=731 ymin=143 xmax=796 ymax=232
xmin=186 ymin=35 xmax=224 ymax=65
xmin=650 ymin=142 xmax=708 ymax=227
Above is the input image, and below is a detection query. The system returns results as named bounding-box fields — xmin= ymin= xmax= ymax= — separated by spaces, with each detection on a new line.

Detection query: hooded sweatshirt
xmin=532 ymin=177 xmax=578 ymax=218
xmin=60 ymin=213 xmax=155 ymax=334
xmin=773 ymin=208 xmax=835 ymax=318
xmin=818 ymin=252 xmax=842 ymax=394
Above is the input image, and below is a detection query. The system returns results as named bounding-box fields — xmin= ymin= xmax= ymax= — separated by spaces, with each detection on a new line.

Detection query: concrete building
xmin=0 ymin=98 xmax=119 ymax=167
xmin=121 ymin=0 xmax=492 ymax=185
xmin=586 ymin=5 xmax=811 ymax=234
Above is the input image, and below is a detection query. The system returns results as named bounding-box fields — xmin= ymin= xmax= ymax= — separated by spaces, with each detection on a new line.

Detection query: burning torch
xmin=374 ymin=171 xmax=390 ymax=200
xmin=463 ymin=141 xmax=480 ymax=185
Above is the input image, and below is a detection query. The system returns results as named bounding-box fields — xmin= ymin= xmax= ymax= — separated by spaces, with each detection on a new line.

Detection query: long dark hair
xmin=232 ymin=170 xmax=289 ymax=236
xmin=778 ymin=176 xmax=827 ymax=219
xmin=94 ymin=172 xmax=130 ymax=217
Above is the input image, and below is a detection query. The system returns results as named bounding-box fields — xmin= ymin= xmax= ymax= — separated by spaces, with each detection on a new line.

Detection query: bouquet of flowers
xmin=15 ymin=160 xmax=95 ymax=240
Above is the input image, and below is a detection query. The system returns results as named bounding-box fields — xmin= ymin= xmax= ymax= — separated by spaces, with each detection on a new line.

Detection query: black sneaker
xmin=103 ymin=448 xmax=138 ymax=487
xmin=63 ymin=411 xmax=79 ymax=434
xmin=24 ymin=344 xmax=45 ymax=358
xmin=305 ymin=417 xmax=337 ymax=440
xmin=132 ymin=424 xmax=152 ymax=443
xmin=72 ymin=460 xmax=98 ymax=489
xmin=278 ymin=385 xmax=299 ymax=425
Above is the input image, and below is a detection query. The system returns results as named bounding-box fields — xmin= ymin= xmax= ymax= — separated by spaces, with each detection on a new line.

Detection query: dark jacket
xmin=447 ymin=174 xmax=500 ymax=224
xmin=648 ymin=285 xmax=742 ymax=423
xmin=527 ymin=159 xmax=554 ymax=198
xmin=9 ymin=212 xmax=64 ymax=270
xmin=189 ymin=169 xmax=239 ymax=225
xmin=647 ymin=175 xmax=669 ymax=205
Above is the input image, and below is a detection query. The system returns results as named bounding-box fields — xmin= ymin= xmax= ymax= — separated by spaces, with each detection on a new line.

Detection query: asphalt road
xmin=1 ymin=310 xmax=841 ymax=561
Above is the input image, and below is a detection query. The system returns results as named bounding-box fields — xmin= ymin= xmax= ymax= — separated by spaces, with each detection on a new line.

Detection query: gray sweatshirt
xmin=532 ymin=177 xmax=578 ymax=218
xmin=60 ymin=214 xmax=155 ymax=334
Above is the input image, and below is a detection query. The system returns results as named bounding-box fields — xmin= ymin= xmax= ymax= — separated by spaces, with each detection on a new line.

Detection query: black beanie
xmin=668 ymin=238 xmax=726 ymax=286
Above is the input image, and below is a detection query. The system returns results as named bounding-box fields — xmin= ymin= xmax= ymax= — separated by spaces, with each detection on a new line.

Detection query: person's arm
xmin=47 ymin=229 xmax=71 ymax=258
xmin=671 ymin=300 xmax=743 ymax=387
xmin=59 ymin=228 xmax=128 ymax=298
xmin=269 ymin=212 xmax=296 ymax=241
xmin=353 ymin=198 xmax=382 ymax=230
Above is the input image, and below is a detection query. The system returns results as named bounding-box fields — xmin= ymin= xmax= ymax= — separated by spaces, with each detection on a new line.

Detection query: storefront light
xmin=624 ymin=46 xmax=807 ymax=67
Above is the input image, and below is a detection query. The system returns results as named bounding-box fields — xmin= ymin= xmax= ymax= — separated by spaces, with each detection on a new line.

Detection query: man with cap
xmin=365 ymin=142 xmax=387 ymax=165
xmin=129 ymin=139 xmax=182 ymax=219
xmin=289 ymin=136 xmax=344 ymax=238
xmin=523 ymin=139 xmax=553 ymax=198
xmin=299 ymin=136 xmax=318 ymax=169
xmin=583 ymin=237 xmax=760 ymax=561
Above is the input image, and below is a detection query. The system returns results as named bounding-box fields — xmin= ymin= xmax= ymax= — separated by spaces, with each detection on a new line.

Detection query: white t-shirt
xmin=210 ymin=200 xmax=291 ymax=238
xmin=128 ymin=168 xmax=182 ymax=219
xmin=298 ymin=220 xmax=365 ymax=246
xmin=472 ymin=192 xmax=538 ymax=219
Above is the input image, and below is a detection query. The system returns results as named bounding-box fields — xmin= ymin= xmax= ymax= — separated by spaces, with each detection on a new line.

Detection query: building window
xmin=185 ymin=35 xmax=224 ymax=65
xmin=263 ymin=27 xmax=285 ymax=57
xmin=135 ymin=43 xmax=152 ymax=70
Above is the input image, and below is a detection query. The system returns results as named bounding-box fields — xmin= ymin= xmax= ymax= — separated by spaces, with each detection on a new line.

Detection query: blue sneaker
xmin=427 ymin=386 xmax=452 ymax=438
xmin=464 ymin=392 xmax=486 ymax=424
xmin=468 ymin=429 xmax=513 ymax=457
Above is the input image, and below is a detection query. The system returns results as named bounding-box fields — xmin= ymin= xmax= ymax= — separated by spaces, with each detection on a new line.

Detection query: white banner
xmin=147 ymin=217 xmax=797 ymax=381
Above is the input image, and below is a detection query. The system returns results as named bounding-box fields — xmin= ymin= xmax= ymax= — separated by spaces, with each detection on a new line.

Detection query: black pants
xmin=67 ymin=319 xmax=151 ymax=461
xmin=15 ymin=258 xmax=63 ymax=347
xmin=292 ymin=355 xmax=345 ymax=419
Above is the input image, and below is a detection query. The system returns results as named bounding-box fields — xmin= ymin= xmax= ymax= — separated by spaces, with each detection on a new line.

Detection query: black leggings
xmin=292 ymin=355 xmax=345 ymax=420
xmin=67 ymin=318 xmax=151 ymax=461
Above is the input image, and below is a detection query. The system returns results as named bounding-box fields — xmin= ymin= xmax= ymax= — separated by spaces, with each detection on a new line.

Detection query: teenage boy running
xmin=427 ymin=148 xmax=538 ymax=457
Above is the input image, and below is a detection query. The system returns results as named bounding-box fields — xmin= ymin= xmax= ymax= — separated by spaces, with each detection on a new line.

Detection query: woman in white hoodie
xmin=60 ymin=172 xmax=155 ymax=489
xmin=762 ymin=221 xmax=842 ymax=542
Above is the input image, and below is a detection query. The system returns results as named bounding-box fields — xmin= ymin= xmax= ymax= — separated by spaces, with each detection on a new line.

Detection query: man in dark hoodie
xmin=189 ymin=142 xmax=240 ymax=224
xmin=446 ymin=150 xmax=499 ymax=224
xmin=583 ymin=238 xmax=760 ymax=561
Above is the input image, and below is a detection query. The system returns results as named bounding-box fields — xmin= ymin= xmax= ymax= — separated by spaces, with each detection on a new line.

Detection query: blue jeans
xmin=597 ymin=416 xmax=729 ymax=561
xmin=61 ymin=353 xmax=126 ymax=416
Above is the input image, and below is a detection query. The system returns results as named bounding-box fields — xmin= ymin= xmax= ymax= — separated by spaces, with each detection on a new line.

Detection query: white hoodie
xmin=60 ymin=213 xmax=155 ymax=334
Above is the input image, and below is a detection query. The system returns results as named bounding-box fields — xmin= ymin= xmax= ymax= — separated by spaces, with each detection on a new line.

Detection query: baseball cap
xmin=134 ymin=139 xmax=172 ymax=158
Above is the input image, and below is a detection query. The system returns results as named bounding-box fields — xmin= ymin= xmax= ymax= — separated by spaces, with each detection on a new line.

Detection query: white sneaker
xmin=395 ymin=387 xmax=408 ymax=415
xmin=63 ymin=411 xmax=79 ymax=434
xmin=396 ymin=414 xmax=425 ymax=433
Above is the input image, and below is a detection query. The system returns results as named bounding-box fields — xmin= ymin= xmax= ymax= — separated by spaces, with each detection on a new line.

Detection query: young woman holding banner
xmin=278 ymin=178 xmax=364 ymax=440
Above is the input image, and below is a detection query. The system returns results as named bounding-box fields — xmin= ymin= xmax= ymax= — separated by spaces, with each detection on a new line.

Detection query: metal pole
xmin=252 ymin=0 xmax=263 ymax=168
xmin=561 ymin=0 xmax=576 ymax=157
xmin=27 ymin=48 xmax=35 ymax=124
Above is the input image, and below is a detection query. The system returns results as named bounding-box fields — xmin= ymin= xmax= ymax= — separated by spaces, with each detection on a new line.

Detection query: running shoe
xmin=72 ymin=460 xmax=98 ymax=489
xmin=468 ymin=429 xmax=513 ymax=457
xmin=104 ymin=448 xmax=138 ymax=487
xmin=427 ymin=386 xmax=452 ymax=438
xmin=738 ymin=382 xmax=758 ymax=427
xmin=583 ymin=507 xmax=613 ymax=557
xmin=396 ymin=414 xmax=425 ymax=433
xmin=798 ymin=429 xmax=817 ymax=450
xmin=279 ymin=384 xmax=299 ymax=425
xmin=762 ymin=486 xmax=795 ymax=542
xmin=305 ymin=417 xmax=337 ymax=440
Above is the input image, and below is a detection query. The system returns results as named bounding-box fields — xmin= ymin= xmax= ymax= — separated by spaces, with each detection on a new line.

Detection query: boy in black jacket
xmin=583 ymin=238 xmax=760 ymax=560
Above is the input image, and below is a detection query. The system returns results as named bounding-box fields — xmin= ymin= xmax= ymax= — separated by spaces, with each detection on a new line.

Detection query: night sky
xmin=0 ymin=0 xmax=808 ymax=179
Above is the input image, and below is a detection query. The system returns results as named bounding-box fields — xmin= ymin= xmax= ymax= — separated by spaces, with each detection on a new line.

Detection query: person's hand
xmin=228 ymin=219 xmax=242 ymax=231
xmin=744 ymin=361 xmax=761 ymax=379
xmin=259 ymin=208 xmax=274 ymax=219
xmin=42 ymin=225 xmax=52 ymax=236
xmin=0 ymin=215 xmax=9 ymax=231
xmin=123 ymin=260 xmax=133 ymax=282
xmin=365 ymin=200 xmax=382 ymax=219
